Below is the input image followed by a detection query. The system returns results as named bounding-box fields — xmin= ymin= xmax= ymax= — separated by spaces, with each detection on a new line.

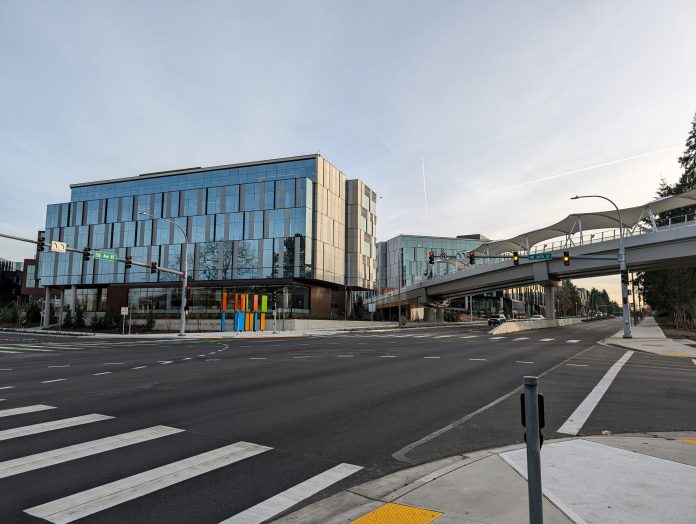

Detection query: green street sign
xmin=93 ymin=251 xmax=117 ymax=261
xmin=529 ymin=253 xmax=553 ymax=261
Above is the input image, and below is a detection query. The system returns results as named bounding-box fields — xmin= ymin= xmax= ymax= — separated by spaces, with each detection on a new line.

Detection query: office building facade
xmin=39 ymin=155 xmax=377 ymax=319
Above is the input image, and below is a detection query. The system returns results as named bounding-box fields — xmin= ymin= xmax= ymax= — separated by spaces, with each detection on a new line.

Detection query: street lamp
xmin=398 ymin=246 xmax=403 ymax=327
xmin=571 ymin=195 xmax=632 ymax=338
xmin=140 ymin=212 xmax=188 ymax=336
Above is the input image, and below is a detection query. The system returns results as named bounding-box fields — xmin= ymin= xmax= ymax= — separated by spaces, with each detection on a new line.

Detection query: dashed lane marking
xmin=293 ymin=356 xmax=311 ymax=359
xmin=490 ymin=337 xmax=506 ymax=340
xmin=461 ymin=335 xmax=479 ymax=339
xmin=692 ymin=359 xmax=696 ymax=367
xmin=250 ymin=358 xmax=267 ymax=360
xmin=513 ymin=337 xmax=529 ymax=341
xmin=0 ymin=347 xmax=52 ymax=352
xmin=0 ymin=386 xmax=14 ymax=390
xmin=516 ymin=361 xmax=534 ymax=364
xmin=433 ymin=335 xmax=454 ymax=339
xmin=380 ymin=355 xmax=396 ymax=358
xmin=41 ymin=379 xmax=67 ymax=384
xmin=92 ymin=372 xmax=112 ymax=376
xmin=104 ymin=363 xmax=125 ymax=365
xmin=540 ymin=338 xmax=555 ymax=342
xmin=566 ymin=340 xmax=581 ymax=344
xmin=423 ymin=356 xmax=441 ymax=359
xmin=0 ymin=368 xmax=13 ymax=371
xmin=205 ymin=359 xmax=220 ymax=362
xmin=0 ymin=350 xmax=19 ymax=354
xmin=48 ymin=365 xmax=70 ymax=368
xmin=469 ymin=358 xmax=487 ymax=361
xmin=157 ymin=361 xmax=174 ymax=365
xmin=132 ymin=366 xmax=147 ymax=370
xmin=566 ymin=364 xmax=589 ymax=367
xmin=338 ymin=355 xmax=354 ymax=358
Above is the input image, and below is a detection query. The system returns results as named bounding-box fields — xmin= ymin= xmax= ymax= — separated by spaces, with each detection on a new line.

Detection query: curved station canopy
xmin=478 ymin=188 xmax=696 ymax=256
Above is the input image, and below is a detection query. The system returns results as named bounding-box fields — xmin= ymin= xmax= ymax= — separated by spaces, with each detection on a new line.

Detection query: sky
xmin=1 ymin=0 xmax=695 ymax=301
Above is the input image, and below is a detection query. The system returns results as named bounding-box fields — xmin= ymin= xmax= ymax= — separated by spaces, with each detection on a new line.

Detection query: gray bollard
xmin=523 ymin=376 xmax=543 ymax=524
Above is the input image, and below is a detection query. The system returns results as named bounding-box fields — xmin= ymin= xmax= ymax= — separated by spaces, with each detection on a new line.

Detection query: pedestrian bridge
xmin=369 ymin=189 xmax=696 ymax=317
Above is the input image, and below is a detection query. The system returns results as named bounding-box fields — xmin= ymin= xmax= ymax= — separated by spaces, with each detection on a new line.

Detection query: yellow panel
xmin=678 ymin=439 xmax=696 ymax=445
xmin=351 ymin=503 xmax=442 ymax=524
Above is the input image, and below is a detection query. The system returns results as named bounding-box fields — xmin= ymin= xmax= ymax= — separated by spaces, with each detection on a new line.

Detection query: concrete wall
xmin=122 ymin=317 xmax=395 ymax=333
xmin=490 ymin=318 xmax=584 ymax=334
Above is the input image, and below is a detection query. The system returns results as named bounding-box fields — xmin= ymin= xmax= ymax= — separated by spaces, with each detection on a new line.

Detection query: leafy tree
xmin=639 ymin=111 xmax=696 ymax=327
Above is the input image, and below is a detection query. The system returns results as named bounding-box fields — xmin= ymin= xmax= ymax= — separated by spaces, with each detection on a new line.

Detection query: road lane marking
xmin=557 ymin=351 xmax=634 ymax=435
xmin=469 ymin=358 xmax=487 ymax=361
xmin=157 ymin=361 xmax=174 ymax=365
xmin=205 ymin=359 xmax=220 ymax=361
xmin=182 ymin=358 xmax=192 ymax=360
xmin=490 ymin=337 xmax=506 ymax=340
xmin=540 ymin=338 xmax=554 ymax=342
xmin=423 ymin=356 xmax=441 ymax=359
xmin=0 ymin=425 xmax=183 ymax=479
xmin=434 ymin=335 xmax=454 ymax=339
xmin=0 ymin=347 xmax=53 ymax=352
xmin=0 ymin=386 xmax=14 ymax=390
xmin=566 ymin=340 xmax=581 ymax=344
xmin=92 ymin=372 xmax=111 ymax=376
xmin=24 ymin=441 xmax=272 ymax=523
xmin=48 ymin=365 xmax=70 ymax=368
xmin=0 ymin=414 xmax=113 ymax=441
xmin=566 ymin=364 xmax=588 ymax=367
xmin=337 ymin=355 xmax=354 ymax=358
xmin=692 ymin=359 xmax=696 ymax=367
xmin=220 ymin=463 xmax=363 ymax=524
xmin=0 ymin=351 xmax=20 ymax=354
xmin=0 ymin=405 xmax=56 ymax=417
xmin=513 ymin=337 xmax=529 ymax=341
xmin=461 ymin=335 xmax=479 ymax=339
xmin=293 ymin=356 xmax=311 ymax=359
xmin=0 ymin=368 xmax=12 ymax=371
xmin=132 ymin=366 xmax=147 ymax=370
xmin=380 ymin=355 xmax=396 ymax=358
xmin=250 ymin=358 xmax=267 ymax=360
xmin=516 ymin=361 xmax=534 ymax=364
xmin=41 ymin=379 xmax=67 ymax=384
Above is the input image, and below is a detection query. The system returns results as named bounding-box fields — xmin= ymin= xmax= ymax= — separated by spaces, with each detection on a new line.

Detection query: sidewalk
xmin=277 ymin=317 xmax=696 ymax=524
xmin=606 ymin=315 xmax=696 ymax=358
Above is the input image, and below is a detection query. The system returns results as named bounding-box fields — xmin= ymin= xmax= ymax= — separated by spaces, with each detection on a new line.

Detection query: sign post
xmin=521 ymin=376 xmax=545 ymax=524
xmin=120 ymin=307 xmax=128 ymax=335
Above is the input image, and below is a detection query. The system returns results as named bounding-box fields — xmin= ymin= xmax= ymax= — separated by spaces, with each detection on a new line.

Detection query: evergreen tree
xmin=676 ymin=112 xmax=696 ymax=193
xmin=74 ymin=306 xmax=85 ymax=328
xmin=62 ymin=307 xmax=73 ymax=329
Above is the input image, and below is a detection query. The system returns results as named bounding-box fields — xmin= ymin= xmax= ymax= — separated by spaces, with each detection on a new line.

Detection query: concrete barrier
xmin=490 ymin=318 xmax=584 ymax=334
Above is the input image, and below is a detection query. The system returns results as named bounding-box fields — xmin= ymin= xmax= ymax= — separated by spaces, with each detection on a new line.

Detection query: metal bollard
xmin=523 ymin=376 xmax=543 ymax=524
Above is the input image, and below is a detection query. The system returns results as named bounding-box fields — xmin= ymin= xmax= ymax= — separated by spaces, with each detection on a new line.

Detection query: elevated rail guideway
xmin=370 ymin=188 xmax=696 ymax=319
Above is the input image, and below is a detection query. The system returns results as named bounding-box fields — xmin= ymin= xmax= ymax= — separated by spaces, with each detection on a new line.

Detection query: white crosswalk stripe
xmin=513 ymin=337 xmax=529 ymax=341
xmin=0 ymin=426 xmax=182 ymax=479
xmin=25 ymin=441 xmax=272 ymax=523
xmin=220 ymin=463 xmax=363 ymax=524
xmin=0 ymin=414 xmax=113 ymax=441
xmin=0 ymin=405 xmax=55 ymax=418
xmin=0 ymin=346 xmax=54 ymax=352
xmin=540 ymin=338 xmax=554 ymax=342
xmin=566 ymin=339 xmax=581 ymax=343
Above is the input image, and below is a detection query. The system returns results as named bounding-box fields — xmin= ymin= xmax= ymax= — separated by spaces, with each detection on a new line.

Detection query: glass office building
xmin=39 ymin=155 xmax=377 ymax=318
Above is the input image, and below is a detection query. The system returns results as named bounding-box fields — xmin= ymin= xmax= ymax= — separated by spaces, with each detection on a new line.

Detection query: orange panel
xmin=253 ymin=294 xmax=259 ymax=312
xmin=222 ymin=292 xmax=227 ymax=313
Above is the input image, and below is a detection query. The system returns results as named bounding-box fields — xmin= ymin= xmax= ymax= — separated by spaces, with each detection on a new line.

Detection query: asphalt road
xmin=0 ymin=320 xmax=694 ymax=523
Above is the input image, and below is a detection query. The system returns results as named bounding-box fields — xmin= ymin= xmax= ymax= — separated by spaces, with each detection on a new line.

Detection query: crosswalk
xmin=0 ymin=403 xmax=363 ymax=523
xmin=0 ymin=339 xmax=194 ymax=355
xmin=342 ymin=332 xmax=585 ymax=345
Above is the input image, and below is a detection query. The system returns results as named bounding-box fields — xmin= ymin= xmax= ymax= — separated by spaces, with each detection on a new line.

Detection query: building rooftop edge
xmin=69 ymin=154 xmax=321 ymax=189
xmin=378 ymin=233 xmax=490 ymax=243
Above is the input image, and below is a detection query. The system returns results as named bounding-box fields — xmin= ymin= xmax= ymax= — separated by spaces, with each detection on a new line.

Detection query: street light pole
xmin=571 ymin=195 xmax=632 ymax=338
xmin=140 ymin=212 xmax=188 ymax=337
xmin=398 ymin=246 xmax=403 ymax=327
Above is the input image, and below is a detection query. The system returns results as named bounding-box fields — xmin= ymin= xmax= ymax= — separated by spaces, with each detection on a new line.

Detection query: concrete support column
xmin=545 ymin=283 xmax=556 ymax=320
xmin=69 ymin=284 xmax=77 ymax=314
xmin=42 ymin=287 xmax=51 ymax=328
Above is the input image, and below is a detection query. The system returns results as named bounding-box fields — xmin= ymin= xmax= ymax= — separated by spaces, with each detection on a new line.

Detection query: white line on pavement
xmin=423 ymin=356 xmax=441 ymax=359
xmin=0 ymin=368 xmax=12 ymax=371
xmin=132 ymin=366 xmax=147 ymax=370
xmin=433 ymin=335 xmax=454 ymax=339
xmin=566 ymin=340 xmax=581 ymax=344
xmin=462 ymin=335 xmax=479 ymax=338
xmin=92 ymin=372 xmax=111 ymax=376
xmin=104 ymin=363 xmax=125 ymax=365
xmin=566 ymin=364 xmax=589 ymax=367
xmin=0 ymin=351 xmax=19 ymax=354
xmin=557 ymin=351 xmax=634 ymax=435
xmin=0 ymin=405 xmax=55 ymax=418
xmin=0 ymin=347 xmax=53 ymax=352
xmin=293 ymin=356 xmax=311 ymax=359
xmin=540 ymin=338 xmax=554 ymax=342
xmin=379 ymin=355 xmax=396 ymax=358
xmin=157 ymin=361 xmax=174 ymax=365
xmin=490 ymin=337 xmax=506 ymax=340
xmin=48 ymin=365 xmax=70 ymax=368
xmin=250 ymin=358 xmax=267 ymax=360
xmin=337 ymin=355 xmax=354 ymax=358
xmin=0 ymin=426 xmax=183 ymax=479
xmin=513 ymin=337 xmax=529 ymax=341
xmin=41 ymin=379 xmax=67 ymax=384
xmin=0 ymin=386 xmax=14 ymax=390
xmin=469 ymin=358 xmax=487 ymax=361
xmin=0 ymin=414 xmax=113 ymax=441
xmin=24 ymin=441 xmax=272 ymax=523
xmin=182 ymin=358 xmax=192 ymax=360
xmin=692 ymin=359 xmax=696 ymax=367
xmin=516 ymin=361 xmax=534 ymax=364
xmin=205 ymin=359 xmax=220 ymax=361
xmin=220 ymin=463 xmax=363 ymax=524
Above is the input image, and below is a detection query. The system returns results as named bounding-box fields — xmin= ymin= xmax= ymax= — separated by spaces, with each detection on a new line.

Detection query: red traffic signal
xmin=468 ymin=251 xmax=475 ymax=264
xmin=124 ymin=255 xmax=133 ymax=269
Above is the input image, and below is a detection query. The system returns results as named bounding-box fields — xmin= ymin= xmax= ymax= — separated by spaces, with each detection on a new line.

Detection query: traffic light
xmin=37 ymin=235 xmax=45 ymax=252
xmin=124 ymin=255 xmax=132 ymax=269
xmin=150 ymin=262 xmax=158 ymax=274
xmin=82 ymin=247 xmax=91 ymax=261
xmin=563 ymin=251 xmax=570 ymax=266
xmin=620 ymin=269 xmax=629 ymax=286
xmin=513 ymin=251 xmax=519 ymax=266
xmin=468 ymin=251 xmax=475 ymax=264
xmin=428 ymin=250 xmax=435 ymax=265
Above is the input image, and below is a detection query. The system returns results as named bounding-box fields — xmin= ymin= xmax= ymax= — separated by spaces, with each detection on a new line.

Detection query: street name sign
xmin=529 ymin=253 xmax=553 ymax=261
xmin=50 ymin=241 xmax=67 ymax=253
xmin=94 ymin=251 xmax=117 ymax=261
